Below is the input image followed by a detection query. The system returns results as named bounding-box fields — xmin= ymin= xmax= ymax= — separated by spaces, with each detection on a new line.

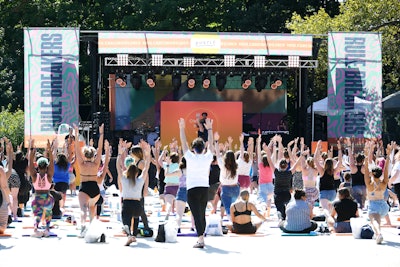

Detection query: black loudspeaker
xmin=93 ymin=112 xmax=111 ymax=139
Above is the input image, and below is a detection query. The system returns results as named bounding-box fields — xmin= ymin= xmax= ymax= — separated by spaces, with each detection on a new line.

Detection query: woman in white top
xmin=215 ymin=132 xmax=240 ymax=221
xmin=237 ymin=135 xmax=253 ymax=190
xmin=117 ymin=140 xmax=150 ymax=246
xmin=178 ymin=117 xmax=214 ymax=249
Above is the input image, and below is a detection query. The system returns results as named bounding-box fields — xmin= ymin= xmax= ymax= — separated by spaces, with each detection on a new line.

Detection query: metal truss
xmin=104 ymin=56 xmax=318 ymax=69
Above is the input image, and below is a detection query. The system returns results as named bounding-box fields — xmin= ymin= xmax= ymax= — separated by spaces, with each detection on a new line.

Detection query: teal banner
xmin=327 ymin=32 xmax=382 ymax=140
xmin=24 ymin=28 xmax=79 ymax=147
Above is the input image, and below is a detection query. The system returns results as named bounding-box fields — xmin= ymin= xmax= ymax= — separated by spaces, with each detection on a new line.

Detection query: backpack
xmin=360 ymin=224 xmax=374 ymax=239
xmin=154 ymin=224 xmax=166 ymax=242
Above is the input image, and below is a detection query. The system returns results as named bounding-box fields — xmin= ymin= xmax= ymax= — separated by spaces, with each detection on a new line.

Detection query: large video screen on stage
xmin=160 ymin=101 xmax=242 ymax=147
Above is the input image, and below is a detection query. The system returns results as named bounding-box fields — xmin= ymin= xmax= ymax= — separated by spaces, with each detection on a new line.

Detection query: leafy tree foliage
xmin=0 ymin=106 xmax=25 ymax=148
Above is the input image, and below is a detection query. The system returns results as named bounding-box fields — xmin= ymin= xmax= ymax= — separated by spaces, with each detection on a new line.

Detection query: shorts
xmin=334 ymin=221 xmax=352 ymax=233
xmin=176 ymin=187 xmax=187 ymax=202
xmin=258 ymin=183 xmax=274 ymax=203
xmin=80 ymin=181 xmax=100 ymax=199
xmin=232 ymin=222 xmax=257 ymax=234
xmin=320 ymin=189 xmax=336 ymax=202
xmin=208 ymin=183 xmax=220 ymax=201
xmin=69 ymin=173 xmax=76 ymax=184
xmin=368 ymin=199 xmax=389 ymax=217
xmin=8 ymin=173 xmax=20 ymax=188
xmin=54 ymin=182 xmax=69 ymax=194
xmin=164 ymin=185 xmax=179 ymax=197
xmin=251 ymin=176 xmax=259 ymax=183
xmin=238 ymin=175 xmax=251 ymax=188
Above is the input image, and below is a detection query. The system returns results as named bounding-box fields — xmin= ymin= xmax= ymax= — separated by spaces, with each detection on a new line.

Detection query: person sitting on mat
xmin=327 ymin=187 xmax=359 ymax=233
xmin=279 ymin=189 xmax=318 ymax=234
xmin=228 ymin=189 xmax=267 ymax=234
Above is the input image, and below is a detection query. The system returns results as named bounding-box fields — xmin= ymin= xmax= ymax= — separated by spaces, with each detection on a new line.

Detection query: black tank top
xmin=351 ymin=165 xmax=365 ymax=186
xmin=319 ymin=171 xmax=335 ymax=191
xmin=233 ymin=202 xmax=252 ymax=217
xmin=274 ymin=169 xmax=293 ymax=193
xmin=209 ymin=164 xmax=220 ymax=185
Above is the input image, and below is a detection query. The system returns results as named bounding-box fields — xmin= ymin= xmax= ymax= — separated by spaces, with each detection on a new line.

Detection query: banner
xmin=99 ymin=32 xmax=312 ymax=56
xmin=327 ymin=32 xmax=382 ymax=141
xmin=24 ymin=28 xmax=80 ymax=148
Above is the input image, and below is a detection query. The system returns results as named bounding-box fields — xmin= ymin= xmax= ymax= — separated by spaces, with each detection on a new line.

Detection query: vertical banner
xmin=24 ymin=28 xmax=80 ymax=147
xmin=327 ymin=32 xmax=382 ymax=143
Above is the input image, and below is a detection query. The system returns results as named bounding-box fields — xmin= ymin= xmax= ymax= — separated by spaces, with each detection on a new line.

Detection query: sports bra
xmin=233 ymin=202 xmax=252 ymax=217
xmin=33 ymin=173 xmax=52 ymax=191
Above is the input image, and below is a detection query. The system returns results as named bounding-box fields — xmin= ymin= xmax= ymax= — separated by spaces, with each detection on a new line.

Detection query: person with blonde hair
xmin=73 ymin=123 xmax=109 ymax=237
xmin=228 ymin=189 xmax=267 ymax=234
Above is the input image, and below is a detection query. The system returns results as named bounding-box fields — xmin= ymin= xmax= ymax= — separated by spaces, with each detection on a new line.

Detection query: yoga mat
xmin=281 ymin=231 xmax=318 ymax=236
xmin=22 ymin=232 xmax=58 ymax=237
xmin=0 ymin=233 xmax=12 ymax=237
xmin=228 ymin=232 xmax=268 ymax=237
xmin=177 ymin=232 xmax=198 ymax=237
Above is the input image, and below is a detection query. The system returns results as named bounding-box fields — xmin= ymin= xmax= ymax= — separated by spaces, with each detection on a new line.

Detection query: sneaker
xmin=122 ymin=225 xmax=131 ymax=236
xmin=193 ymin=242 xmax=204 ymax=249
xmin=376 ymin=234 xmax=383 ymax=244
xmin=79 ymin=225 xmax=87 ymax=238
xmin=32 ymin=230 xmax=43 ymax=238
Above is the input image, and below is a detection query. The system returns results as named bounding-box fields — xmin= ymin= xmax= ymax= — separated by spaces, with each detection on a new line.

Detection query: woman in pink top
xmin=29 ymin=139 xmax=54 ymax=238
xmin=256 ymin=134 xmax=274 ymax=218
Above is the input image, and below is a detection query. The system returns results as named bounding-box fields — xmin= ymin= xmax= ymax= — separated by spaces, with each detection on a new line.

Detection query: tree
xmin=0 ymin=107 xmax=25 ymax=148
xmin=286 ymin=0 xmax=400 ymax=141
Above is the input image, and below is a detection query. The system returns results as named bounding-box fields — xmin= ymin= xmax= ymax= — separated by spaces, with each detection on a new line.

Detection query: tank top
xmin=274 ymin=169 xmax=293 ymax=193
xmin=351 ymin=165 xmax=365 ymax=186
xmin=33 ymin=173 xmax=52 ymax=191
xmin=233 ymin=202 xmax=252 ymax=217
xmin=319 ymin=171 xmax=335 ymax=191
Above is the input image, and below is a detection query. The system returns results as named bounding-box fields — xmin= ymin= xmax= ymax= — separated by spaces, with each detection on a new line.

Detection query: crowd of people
xmin=0 ymin=116 xmax=399 ymax=247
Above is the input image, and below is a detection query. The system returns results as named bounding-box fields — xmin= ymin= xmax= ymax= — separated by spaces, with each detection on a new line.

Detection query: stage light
xmin=216 ymin=72 xmax=227 ymax=91
xmin=202 ymin=73 xmax=211 ymax=89
xmin=187 ymin=71 xmax=196 ymax=89
xmin=241 ymin=72 xmax=252 ymax=89
xmin=117 ymin=54 xmax=129 ymax=66
xmin=130 ymin=72 xmax=142 ymax=90
xmin=115 ymin=70 xmax=127 ymax=88
xmin=288 ymin=55 xmax=300 ymax=68
xmin=255 ymin=73 xmax=267 ymax=92
xmin=152 ymin=54 xmax=163 ymax=66
xmin=254 ymin=56 xmax=266 ymax=68
xmin=146 ymin=71 xmax=156 ymax=88
xmin=172 ymin=71 xmax=182 ymax=90
xmin=224 ymin=55 xmax=236 ymax=67
xmin=184 ymin=57 xmax=195 ymax=67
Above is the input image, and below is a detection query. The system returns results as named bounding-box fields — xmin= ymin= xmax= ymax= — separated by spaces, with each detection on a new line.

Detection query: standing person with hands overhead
xmin=178 ymin=116 xmax=214 ymax=248
xmin=73 ymin=123 xmax=107 ymax=237
xmin=28 ymin=139 xmax=54 ymax=237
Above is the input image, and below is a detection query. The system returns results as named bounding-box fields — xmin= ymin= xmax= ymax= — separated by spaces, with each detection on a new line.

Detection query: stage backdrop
xmin=327 ymin=32 xmax=382 ymax=145
xmin=160 ymin=101 xmax=242 ymax=148
xmin=109 ymin=73 xmax=287 ymax=136
xmin=24 ymin=28 xmax=80 ymax=148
